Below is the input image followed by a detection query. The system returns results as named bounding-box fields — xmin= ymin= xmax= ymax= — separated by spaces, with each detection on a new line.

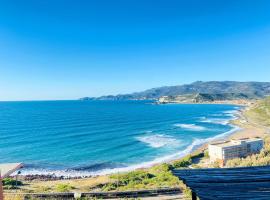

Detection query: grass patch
xmin=246 ymin=97 xmax=270 ymax=126
xmin=172 ymin=151 xmax=205 ymax=169
xmin=102 ymin=152 xmax=206 ymax=192
xmin=55 ymin=183 xmax=75 ymax=192
xmin=102 ymin=163 xmax=180 ymax=191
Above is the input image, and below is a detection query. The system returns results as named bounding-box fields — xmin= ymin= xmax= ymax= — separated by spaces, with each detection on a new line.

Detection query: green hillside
xmin=157 ymin=93 xmax=254 ymax=103
xmin=246 ymin=97 xmax=270 ymax=127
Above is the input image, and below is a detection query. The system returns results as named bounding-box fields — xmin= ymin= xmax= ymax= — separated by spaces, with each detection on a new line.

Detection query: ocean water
xmin=0 ymin=100 xmax=240 ymax=176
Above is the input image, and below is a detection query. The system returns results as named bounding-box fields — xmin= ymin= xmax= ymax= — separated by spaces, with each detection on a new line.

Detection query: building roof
xmin=0 ymin=163 xmax=23 ymax=178
xmin=209 ymin=138 xmax=263 ymax=148
xmin=173 ymin=166 xmax=270 ymax=200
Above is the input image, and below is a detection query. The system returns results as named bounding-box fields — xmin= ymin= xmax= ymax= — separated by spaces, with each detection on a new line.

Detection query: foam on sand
xmin=136 ymin=134 xmax=180 ymax=148
xmin=174 ymin=123 xmax=206 ymax=131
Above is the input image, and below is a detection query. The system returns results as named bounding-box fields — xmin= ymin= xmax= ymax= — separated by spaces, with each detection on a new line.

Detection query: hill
xmin=80 ymin=81 xmax=270 ymax=100
xmin=157 ymin=93 xmax=255 ymax=104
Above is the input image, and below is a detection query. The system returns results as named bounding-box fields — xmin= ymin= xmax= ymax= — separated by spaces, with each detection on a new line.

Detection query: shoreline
xmin=14 ymin=103 xmax=248 ymax=180
xmin=7 ymin=99 xmax=269 ymax=194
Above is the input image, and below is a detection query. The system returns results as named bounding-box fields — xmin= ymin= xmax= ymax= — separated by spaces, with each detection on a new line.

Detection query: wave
xmin=199 ymin=118 xmax=229 ymax=125
xmin=174 ymin=123 xmax=207 ymax=131
xmin=136 ymin=134 xmax=180 ymax=148
xmin=71 ymin=162 xmax=125 ymax=171
xmin=18 ymin=125 xmax=241 ymax=177
xmin=223 ymin=110 xmax=239 ymax=117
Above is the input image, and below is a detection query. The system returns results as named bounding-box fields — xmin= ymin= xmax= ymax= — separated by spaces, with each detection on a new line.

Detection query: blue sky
xmin=0 ymin=0 xmax=270 ymax=100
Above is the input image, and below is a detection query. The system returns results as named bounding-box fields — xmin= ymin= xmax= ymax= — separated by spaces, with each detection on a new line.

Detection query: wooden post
xmin=0 ymin=171 xmax=3 ymax=200
xmin=192 ymin=191 xmax=197 ymax=200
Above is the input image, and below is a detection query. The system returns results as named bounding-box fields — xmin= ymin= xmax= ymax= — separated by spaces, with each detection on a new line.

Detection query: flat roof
xmin=0 ymin=163 xmax=23 ymax=178
xmin=209 ymin=138 xmax=263 ymax=148
xmin=173 ymin=165 xmax=270 ymax=199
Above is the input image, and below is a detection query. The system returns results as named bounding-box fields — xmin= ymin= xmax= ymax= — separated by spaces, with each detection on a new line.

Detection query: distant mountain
xmin=80 ymin=81 xmax=270 ymax=100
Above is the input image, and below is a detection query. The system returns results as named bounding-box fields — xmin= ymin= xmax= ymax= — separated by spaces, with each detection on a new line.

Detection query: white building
xmin=209 ymin=138 xmax=264 ymax=166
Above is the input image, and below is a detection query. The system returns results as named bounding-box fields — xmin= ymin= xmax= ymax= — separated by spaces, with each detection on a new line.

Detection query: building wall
xmin=209 ymin=144 xmax=223 ymax=162
xmin=209 ymin=139 xmax=264 ymax=164
xmin=223 ymin=145 xmax=247 ymax=162
xmin=248 ymin=140 xmax=264 ymax=154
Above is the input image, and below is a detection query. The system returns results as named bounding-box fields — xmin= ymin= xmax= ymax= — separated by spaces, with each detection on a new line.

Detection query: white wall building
xmin=209 ymin=138 xmax=264 ymax=166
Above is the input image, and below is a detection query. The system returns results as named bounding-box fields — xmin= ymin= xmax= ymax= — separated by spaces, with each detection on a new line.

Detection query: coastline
xmin=17 ymin=102 xmax=249 ymax=179
xmin=191 ymin=101 xmax=268 ymax=155
xmin=10 ymin=100 xmax=269 ymax=194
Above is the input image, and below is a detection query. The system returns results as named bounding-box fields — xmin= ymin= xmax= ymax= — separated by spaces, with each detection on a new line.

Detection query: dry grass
xmin=21 ymin=175 xmax=110 ymax=193
xmin=4 ymin=193 xmax=25 ymax=200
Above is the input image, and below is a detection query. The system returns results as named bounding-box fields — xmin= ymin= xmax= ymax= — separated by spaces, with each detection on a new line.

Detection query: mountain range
xmin=80 ymin=81 xmax=270 ymax=101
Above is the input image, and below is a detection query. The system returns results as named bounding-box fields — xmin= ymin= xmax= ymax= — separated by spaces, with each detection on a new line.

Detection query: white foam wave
xmin=199 ymin=118 xmax=229 ymax=125
xmin=223 ymin=110 xmax=239 ymax=116
xmin=18 ymin=168 xmax=96 ymax=178
xmin=223 ymin=110 xmax=236 ymax=114
xmin=18 ymin=126 xmax=241 ymax=177
xmin=210 ymin=114 xmax=224 ymax=117
xmin=174 ymin=123 xmax=206 ymax=131
xmin=136 ymin=134 xmax=180 ymax=148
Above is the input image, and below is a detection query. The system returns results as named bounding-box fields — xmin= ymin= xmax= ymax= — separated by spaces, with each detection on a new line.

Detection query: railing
xmin=4 ymin=187 xmax=182 ymax=199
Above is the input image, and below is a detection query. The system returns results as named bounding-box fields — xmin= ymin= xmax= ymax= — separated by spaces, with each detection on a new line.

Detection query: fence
xmin=4 ymin=188 xmax=182 ymax=199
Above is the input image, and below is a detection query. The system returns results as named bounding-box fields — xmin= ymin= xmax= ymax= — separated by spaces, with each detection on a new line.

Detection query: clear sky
xmin=0 ymin=0 xmax=270 ymax=100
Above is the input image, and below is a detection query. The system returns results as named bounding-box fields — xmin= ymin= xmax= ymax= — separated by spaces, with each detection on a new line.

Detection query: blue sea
xmin=0 ymin=100 xmax=240 ymax=177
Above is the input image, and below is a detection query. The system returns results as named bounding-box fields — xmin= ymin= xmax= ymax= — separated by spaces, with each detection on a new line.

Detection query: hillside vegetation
xmin=246 ymin=97 xmax=270 ymax=126
xmin=101 ymin=152 xmax=204 ymax=192
xmin=157 ymin=93 xmax=254 ymax=104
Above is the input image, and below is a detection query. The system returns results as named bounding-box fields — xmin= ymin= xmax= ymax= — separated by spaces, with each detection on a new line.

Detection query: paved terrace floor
xmin=173 ymin=166 xmax=270 ymax=200
xmin=0 ymin=163 xmax=22 ymax=178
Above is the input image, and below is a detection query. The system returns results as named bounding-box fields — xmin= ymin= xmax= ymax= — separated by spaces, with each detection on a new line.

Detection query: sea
xmin=0 ymin=100 xmax=241 ymax=177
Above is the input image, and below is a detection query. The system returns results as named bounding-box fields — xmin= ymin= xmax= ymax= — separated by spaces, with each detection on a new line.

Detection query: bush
xmin=204 ymin=150 xmax=209 ymax=158
xmin=172 ymin=155 xmax=192 ymax=168
xmin=102 ymin=163 xmax=180 ymax=191
xmin=55 ymin=183 xmax=75 ymax=192
xmin=2 ymin=178 xmax=22 ymax=189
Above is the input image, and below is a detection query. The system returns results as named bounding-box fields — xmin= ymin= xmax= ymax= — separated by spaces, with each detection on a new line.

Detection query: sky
xmin=0 ymin=0 xmax=270 ymax=101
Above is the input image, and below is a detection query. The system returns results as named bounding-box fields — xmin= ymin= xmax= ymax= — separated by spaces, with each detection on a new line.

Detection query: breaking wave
xmin=19 ymin=126 xmax=240 ymax=177
xmin=174 ymin=123 xmax=207 ymax=131
xmin=18 ymin=125 xmax=241 ymax=177
xmin=136 ymin=134 xmax=180 ymax=148
xmin=199 ymin=118 xmax=229 ymax=125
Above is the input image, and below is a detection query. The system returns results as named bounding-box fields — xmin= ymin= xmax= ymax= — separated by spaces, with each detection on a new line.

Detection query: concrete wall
xmin=209 ymin=144 xmax=223 ymax=162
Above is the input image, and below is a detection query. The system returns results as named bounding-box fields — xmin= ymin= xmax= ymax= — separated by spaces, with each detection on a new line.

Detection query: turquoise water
xmin=0 ymin=100 xmax=240 ymax=176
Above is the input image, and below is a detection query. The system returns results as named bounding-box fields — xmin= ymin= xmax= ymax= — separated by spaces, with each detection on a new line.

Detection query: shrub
xmin=204 ymin=150 xmax=209 ymax=158
xmin=2 ymin=178 xmax=22 ymax=189
xmin=102 ymin=182 xmax=118 ymax=191
xmin=55 ymin=183 xmax=75 ymax=192
xmin=102 ymin=163 xmax=180 ymax=191
xmin=172 ymin=155 xmax=192 ymax=168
